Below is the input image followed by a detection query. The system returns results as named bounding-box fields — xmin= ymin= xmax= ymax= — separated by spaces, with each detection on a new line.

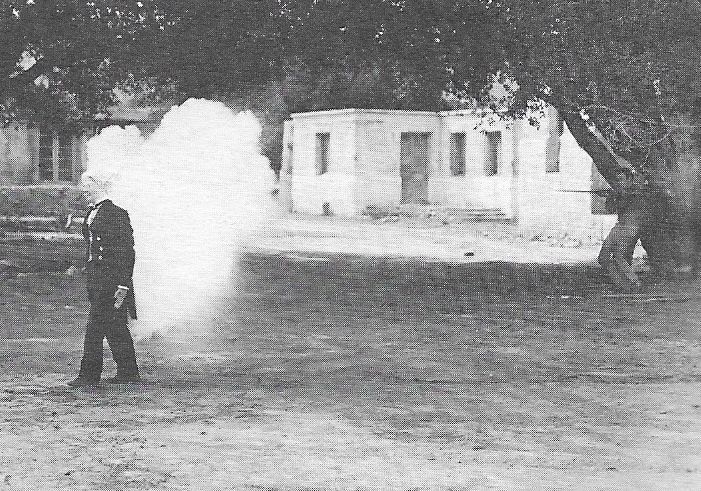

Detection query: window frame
xmin=484 ymin=131 xmax=501 ymax=177
xmin=38 ymin=127 xmax=76 ymax=183
xmin=449 ymin=132 xmax=466 ymax=177
xmin=545 ymin=111 xmax=564 ymax=174
xmin=315 ymin=132 xmax=330 ymax=175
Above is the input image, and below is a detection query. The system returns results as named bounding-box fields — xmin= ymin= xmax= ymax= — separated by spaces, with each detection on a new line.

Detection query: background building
xmin=0 ymin=100 xmax=166 ymax=220
xmin=280 ymin=107 xmax=616 ymax=239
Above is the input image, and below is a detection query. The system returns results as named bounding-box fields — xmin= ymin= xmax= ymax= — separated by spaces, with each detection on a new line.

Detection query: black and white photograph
xmin=1 ymin=1 xmax=701 ymax=489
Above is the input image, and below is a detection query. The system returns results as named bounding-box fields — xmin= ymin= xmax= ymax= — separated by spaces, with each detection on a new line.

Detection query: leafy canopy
xmin=4 ymin=0 xmax=701 ymax=150
xmin=0 ymin=0 xmax=161 ymax=126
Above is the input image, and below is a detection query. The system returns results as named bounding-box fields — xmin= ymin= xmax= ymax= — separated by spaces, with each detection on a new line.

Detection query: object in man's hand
xmin=114 ymin=288 xmax=128 ymax=309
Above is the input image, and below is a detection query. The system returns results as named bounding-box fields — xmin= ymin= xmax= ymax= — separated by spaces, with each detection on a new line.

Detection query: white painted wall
xmin=515 ymin=114 xmax=616 ymax=239
xmin=354 ymin=118 xmax=401 ymax=211
xmin=279 ymin=119 xmax=294 ymax=212
xmin=355 ymin=111 xmax=441 ymax=209
xmin=440 ymin=112 xmax=515 ymax=216
xmin=290 ymin=111 xmax=358 ymax=216
xmin=0 ymin=122 xmax=37 ymax=185
xmin=283 ymin=108 xmax=617 ymax=239
xmin=290 ymin=109 xmax=442 ymax=216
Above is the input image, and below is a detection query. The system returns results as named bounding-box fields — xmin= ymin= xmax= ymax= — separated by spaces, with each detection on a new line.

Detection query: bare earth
xmin=1 ymin=216 xmax=700 ymax=490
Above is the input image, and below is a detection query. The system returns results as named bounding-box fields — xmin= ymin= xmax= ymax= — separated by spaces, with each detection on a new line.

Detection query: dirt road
xmin=1 ymin=229 xmax=701 ymax=490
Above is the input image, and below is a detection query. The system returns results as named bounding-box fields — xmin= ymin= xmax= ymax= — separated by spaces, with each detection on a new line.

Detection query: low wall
xmin=0 ymin=185 xmax=87 ymax=218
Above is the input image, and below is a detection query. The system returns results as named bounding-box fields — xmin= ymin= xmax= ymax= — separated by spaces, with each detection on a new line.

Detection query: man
xmin=597 ymin=168 xmax=670 ymax=291
xmin=68 ymin=172 xmax=140 ymax=386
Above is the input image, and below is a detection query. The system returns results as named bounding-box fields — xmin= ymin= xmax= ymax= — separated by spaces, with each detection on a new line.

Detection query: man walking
xmin=68 ymin=172 xmax=140 ymax=386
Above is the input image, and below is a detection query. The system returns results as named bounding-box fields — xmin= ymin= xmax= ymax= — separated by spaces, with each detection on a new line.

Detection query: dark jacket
xmin=82 ymin=199 xmax=137 ymax=319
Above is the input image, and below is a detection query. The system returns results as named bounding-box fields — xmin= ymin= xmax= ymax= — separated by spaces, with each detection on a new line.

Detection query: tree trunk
xmin=558 ymin=106 xmax=700 ymax=290
xmin=596 ymin=188 xmax=675 ymax=291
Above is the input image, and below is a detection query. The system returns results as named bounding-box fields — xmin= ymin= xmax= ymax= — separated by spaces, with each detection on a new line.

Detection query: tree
xmin=186 ymin=0 xmax=504 ymax=169
xmin=473 ymin=0 xmax=701 ymax=290
xmin=6 ymin=1 xmax=699 ymax=291
xmin=0 ymin=0 xmax=153 ymax=128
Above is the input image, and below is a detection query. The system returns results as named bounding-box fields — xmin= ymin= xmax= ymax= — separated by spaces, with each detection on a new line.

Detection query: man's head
xmin=81 ymin=169 xmax=116 ymax=204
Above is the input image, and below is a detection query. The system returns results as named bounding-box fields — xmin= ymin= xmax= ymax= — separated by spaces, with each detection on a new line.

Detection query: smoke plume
xmin=85 ymin=98 xmax=275 ymax=338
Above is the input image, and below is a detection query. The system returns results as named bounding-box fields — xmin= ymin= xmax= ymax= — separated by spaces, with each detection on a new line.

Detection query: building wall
xmin=0 ymin=122 xmax=89 ymax=186
xmin=354 ymin=117 xmax=399 ymax=211
xmin=0 ymin=122 xmax=32 ymax=185
xmin=283 ymin=108 xmax=617 ymax=239
xmin=290 ymin=111 xmax=358 ymax=215
xmin=514 ymin=111 xmax=616 ymax=239
xmin=279 ymin=119 xmax=294 ymax=212
xmin=0 ymin=113 xmax=162 ymax=217
xmin=355 ymin=111 xmax=441 ymax=212
xmin=290 ymin=109 xmax=443 ymax=216
xmin=439 ymin=112 xmax=516 ymax=217
xmin=0 ymin=122 xmax=92 ymax=216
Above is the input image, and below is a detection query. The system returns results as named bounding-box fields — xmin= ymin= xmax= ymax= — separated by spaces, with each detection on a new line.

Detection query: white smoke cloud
xmin=84 ymin=98 xmax=275 ymax=338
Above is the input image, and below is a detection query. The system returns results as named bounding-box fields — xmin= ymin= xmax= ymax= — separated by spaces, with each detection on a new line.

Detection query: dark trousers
xmin=78 ymin=283 xmax=139 ymax=381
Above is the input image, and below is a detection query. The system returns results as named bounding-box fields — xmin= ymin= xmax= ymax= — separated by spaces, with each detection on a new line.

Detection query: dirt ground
xmin=2 ymin=219 xmax=701 ymax=490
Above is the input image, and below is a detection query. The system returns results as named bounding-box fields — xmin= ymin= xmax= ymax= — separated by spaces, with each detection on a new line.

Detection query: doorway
xmin=400 ymin=132 xmax=430 ymax=204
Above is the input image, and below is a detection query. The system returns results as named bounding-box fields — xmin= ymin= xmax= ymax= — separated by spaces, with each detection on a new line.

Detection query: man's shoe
xmin=105 ymin=375 xmax=142 ymax=384
xmin=67 ymin=377 xmax=100 ymax=387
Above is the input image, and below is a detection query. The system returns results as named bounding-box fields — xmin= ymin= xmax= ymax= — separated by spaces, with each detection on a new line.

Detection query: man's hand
xmin=114 ymin=287 xmax=129 ymax=309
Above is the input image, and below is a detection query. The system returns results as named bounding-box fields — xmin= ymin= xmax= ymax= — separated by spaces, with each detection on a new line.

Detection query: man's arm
xmin=113 ymin=207 xmax=136 ymax=286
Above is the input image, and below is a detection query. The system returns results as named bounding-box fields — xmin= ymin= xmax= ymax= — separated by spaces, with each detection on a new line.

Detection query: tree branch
xmin=557 ymin=106 xmax=633 ymax=194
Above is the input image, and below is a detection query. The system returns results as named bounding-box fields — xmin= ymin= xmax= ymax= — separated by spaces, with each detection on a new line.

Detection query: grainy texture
xmin=2 ymin=230 xmax=701 ymax=490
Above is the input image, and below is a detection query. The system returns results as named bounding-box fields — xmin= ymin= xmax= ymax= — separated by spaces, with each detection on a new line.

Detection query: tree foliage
xmin=490 ymin=1 xmax=701 ymax=187
xmin=5 ymin=1 xmax=701 ymax=132
xmin=488 ymin=1 xmax=701 ymax=282
xmin=0 ymin=0 xmax=155 ymax=126
xmin=4 ymin=1 xmax=700 ymax=186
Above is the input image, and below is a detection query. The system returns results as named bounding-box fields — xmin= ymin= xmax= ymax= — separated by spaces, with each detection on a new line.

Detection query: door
xmin=400 ymin=132 xmax=430 ymax=204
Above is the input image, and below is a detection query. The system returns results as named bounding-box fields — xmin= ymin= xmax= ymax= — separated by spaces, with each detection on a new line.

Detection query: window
xmin=484 ymin=131 xmax=501 ymax=176
xmin=449 ymin=132 xmax=466 ymax=176
xmin=39 ymin=127 xmax=75 ymax=182
xmin=38 ymin=129 xmax=53 ymax=181
xmin=285 ymin=142 xmax=293 ymax=175
xmin=545 ymin=109 xmax=564 ymax=173
xmin=315 ymin=132 xmax=330 ymax=175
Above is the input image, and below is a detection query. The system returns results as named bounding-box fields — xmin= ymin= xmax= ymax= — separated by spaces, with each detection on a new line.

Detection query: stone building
xmin=0 ymin=102 xmax=164 ymax=218
xmin=0 ymin=122 xmax=87 ymax=186
xmin=280 ymin=107 xmax=616 ymax=239
xmin=0 ymin=104 xmax=162 ymax=187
